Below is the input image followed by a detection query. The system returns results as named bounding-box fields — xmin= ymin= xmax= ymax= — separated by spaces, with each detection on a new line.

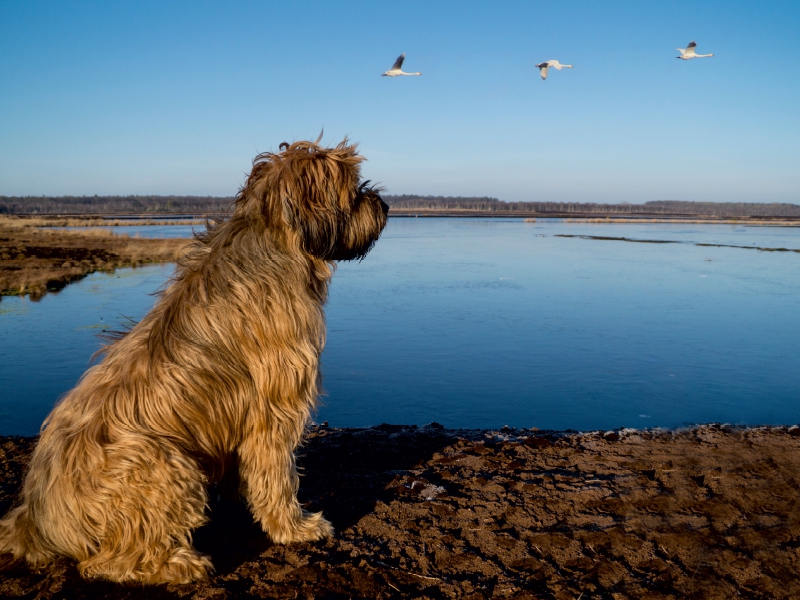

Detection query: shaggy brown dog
xmin=0 ymin=139 xmax=388 ymax=583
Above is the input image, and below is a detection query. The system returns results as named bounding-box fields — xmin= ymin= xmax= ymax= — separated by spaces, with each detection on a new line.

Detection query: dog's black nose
xmin=379 ymin=199 xmax=389 ymax=215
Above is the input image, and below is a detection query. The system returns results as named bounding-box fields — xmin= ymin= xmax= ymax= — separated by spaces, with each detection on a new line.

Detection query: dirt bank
xmin=0 ymin=216 xmax=191 ymax=299
xmin=1 ymin=424 xmax=799 ymax=599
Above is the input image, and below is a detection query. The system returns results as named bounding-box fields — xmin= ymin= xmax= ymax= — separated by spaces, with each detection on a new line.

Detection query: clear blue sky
xmin=1 ymin=1 xmax=798 ymax=203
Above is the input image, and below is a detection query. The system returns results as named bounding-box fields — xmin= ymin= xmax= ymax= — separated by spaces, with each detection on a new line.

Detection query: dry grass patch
xmin=6 ymin=216 xmax=208 ymax=228
xmin=0 ymin=215 xmax=191 ymax=299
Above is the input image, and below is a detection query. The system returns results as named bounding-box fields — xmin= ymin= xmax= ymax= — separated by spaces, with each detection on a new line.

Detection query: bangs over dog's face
xmin=251 ymin=140 xmax=389 ymax=261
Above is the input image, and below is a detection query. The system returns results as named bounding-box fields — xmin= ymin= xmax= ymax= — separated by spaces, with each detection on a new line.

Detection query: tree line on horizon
xmin=0 ymin=195 xmax=234 ymax=215
xmin=384 ymin=196 xmax=800 ymax=217
xmin=2 ymin=194 xmax=799 ymax=218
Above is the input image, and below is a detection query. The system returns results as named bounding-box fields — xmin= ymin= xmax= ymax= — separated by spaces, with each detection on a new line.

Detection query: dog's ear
xmin=244 ymin=140 xmax=366 ymax=258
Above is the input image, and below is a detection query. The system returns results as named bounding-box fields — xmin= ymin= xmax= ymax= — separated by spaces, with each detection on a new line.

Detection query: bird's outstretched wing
xmin=391 ymin=54 xmax=406 ymax=70
xmin=535 ymin=63 xmax=549 ymax=80
xmin=687 ymin=41 xmax=697 ymax=50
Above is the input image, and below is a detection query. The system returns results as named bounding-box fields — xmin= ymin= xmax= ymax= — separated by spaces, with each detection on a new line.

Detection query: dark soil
xmin=1 ymin=424 xmax=799 ymax=599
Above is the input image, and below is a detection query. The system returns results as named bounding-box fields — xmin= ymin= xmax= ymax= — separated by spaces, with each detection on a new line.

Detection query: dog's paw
xmin=269 ymin=510 xmax=334 ymax=544
xmin=79 ymin=546 xmax=212 ymax=584
xmin=156 ymin=547 xmax=213 ymax=584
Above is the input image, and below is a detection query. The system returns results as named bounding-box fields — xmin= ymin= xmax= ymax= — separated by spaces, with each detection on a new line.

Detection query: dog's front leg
xmin=238 ymin=419 xmax=333 ymax=544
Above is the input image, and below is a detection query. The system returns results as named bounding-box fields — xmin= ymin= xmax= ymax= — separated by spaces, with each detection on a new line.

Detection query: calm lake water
xmin=61 ymin=224 xmax=201 ymax=238
xmin=2 ymin=218 xmax=799 ymax=435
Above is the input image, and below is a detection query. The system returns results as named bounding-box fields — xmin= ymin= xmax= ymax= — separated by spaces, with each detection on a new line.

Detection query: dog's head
xmin=240 ymin=139 xmax=388 ymax=261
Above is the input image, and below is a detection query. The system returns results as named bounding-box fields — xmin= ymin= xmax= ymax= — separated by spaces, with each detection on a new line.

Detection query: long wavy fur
xmin=0 ymin=139 xmax=388 ymax=583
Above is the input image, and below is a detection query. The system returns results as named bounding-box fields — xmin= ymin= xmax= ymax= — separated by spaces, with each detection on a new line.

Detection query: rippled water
xmin=2 ymin=219 xmax=799 ymax=435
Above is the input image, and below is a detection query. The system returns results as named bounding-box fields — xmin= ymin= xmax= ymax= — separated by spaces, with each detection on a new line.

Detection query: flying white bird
xmin=382 ymin=53 xmax=421 ymax=77
xmin=676 ymin=41 xmax=714 ymax=60
xmin=535 ymin=60 xmax=573 ymax=80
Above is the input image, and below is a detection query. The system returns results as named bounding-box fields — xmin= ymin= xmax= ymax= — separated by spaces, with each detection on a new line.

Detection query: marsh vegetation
xmin=0 ymin=216 xmax=191 ymax=299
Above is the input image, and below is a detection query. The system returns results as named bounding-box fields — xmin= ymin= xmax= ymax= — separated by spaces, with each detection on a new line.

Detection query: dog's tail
xmin=0 ymin=504 xmax=53 ymax=570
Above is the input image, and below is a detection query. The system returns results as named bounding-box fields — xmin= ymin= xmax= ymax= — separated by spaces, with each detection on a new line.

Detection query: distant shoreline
xmin=4 ymin=196 xmax=800 ymax=220
xmin=388 ymin=210 xmax=800 ymax=224
xmin=7 ymin=210 xmax=800 ymax=226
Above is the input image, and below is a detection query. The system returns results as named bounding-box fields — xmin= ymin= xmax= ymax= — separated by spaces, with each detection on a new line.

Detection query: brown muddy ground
xmin=1 ymin=424 xmax=799 ymax=599
xmin=0 ymin=216 xmax=189 ymax=299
